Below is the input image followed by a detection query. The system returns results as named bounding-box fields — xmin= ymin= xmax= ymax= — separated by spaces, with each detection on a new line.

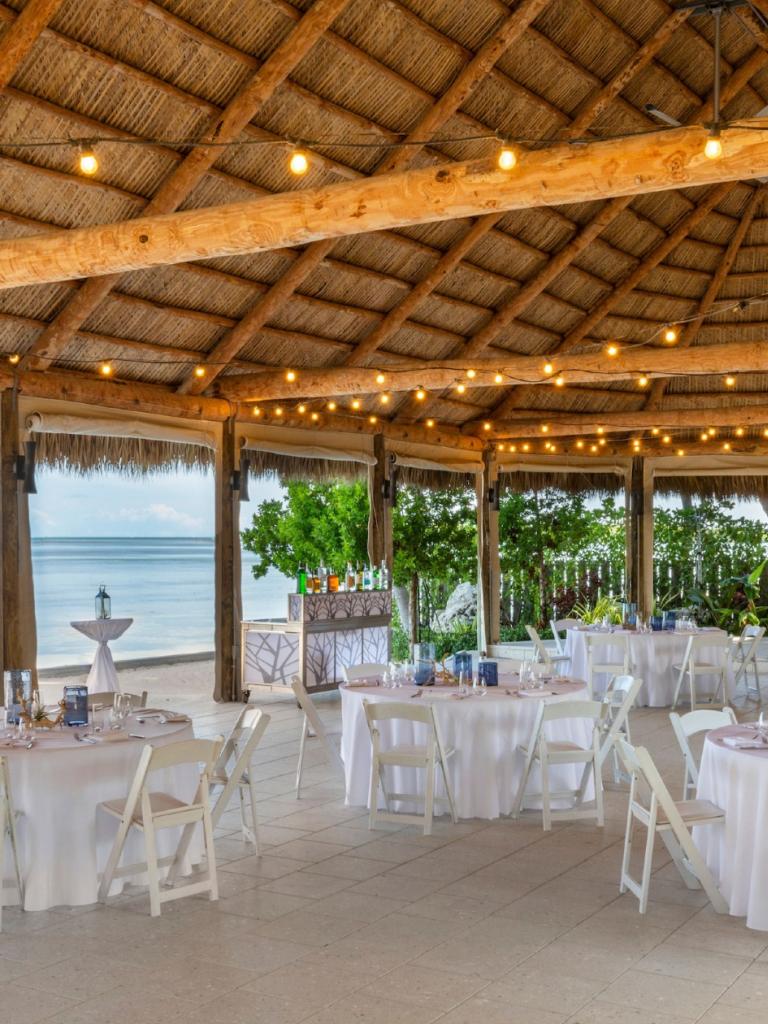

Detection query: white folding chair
xmin=512 ymin=699 xmax=605 ymax=830
xmin=97 ymin=736 xmax=222 ymax=917
xmin=291 ymin=676 xmax=344 ymax=798
xmin=343 ymin=663 xmax=387 ymax=683
xmin=0 ymin=757 xmax=23 ymax=931
xmin=585 ymin=633 xmax=630 ymax=699
xmin=671 ymin=634 xmax=731 ymax=710
xmin=363 ymin=700 xmax=457 ymax=836
xmin=87 ymin=690 xmax=148 ymax=710
xmin=731 ymin=625 xmax=766 ymax=703
xmin=598 ymin=675 xmax=643 ymax=784
xmin=616 ymin=739 xmax=727 ymax=915
xmin=210 ymin=707 xmax=270 ymax=844
xmin=669 ymin=708 xmax=738 ymax=800
xmin=550 ymin=618 xmax=582 ymax=657
xmin=525 ymin=625 xmax=569 ymax=672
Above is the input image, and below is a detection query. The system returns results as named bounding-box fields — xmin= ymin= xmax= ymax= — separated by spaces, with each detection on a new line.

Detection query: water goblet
xmin=474 ymin=674 xmax=487 ymax=697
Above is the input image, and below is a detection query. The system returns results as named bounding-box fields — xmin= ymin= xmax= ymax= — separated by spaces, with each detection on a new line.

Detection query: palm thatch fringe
xmin=654 ymin=475 xmax=768 ymax=500
xmin=500 ymin=470 xmax=624 ymax=496
xmin=397 ymin=465 xmax=477 ymax=491
xmin=248 ymin=449 xmax=367 ymax=483
xmin=34 ymin=432 xmax=214 ymax=477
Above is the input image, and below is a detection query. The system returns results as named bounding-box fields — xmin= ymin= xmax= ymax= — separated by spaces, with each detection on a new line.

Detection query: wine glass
xmin=458 ymin=671 xmax=468 ymax=696
xmin=474 ymin=674 xmax=487 ymax=697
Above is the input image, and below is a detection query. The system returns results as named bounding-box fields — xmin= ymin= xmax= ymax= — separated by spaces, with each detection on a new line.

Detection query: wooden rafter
xmin=177 ymin=0 xmax=555 ymax=395
xmin=22 ymin=0 xmax=353 ymax=372
xmin=644 ymin=186 xmax=764 ymax=409
xmin=0 ymin=0 xmax=64 ymax=86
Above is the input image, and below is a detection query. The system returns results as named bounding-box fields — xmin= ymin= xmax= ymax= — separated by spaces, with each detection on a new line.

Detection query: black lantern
xmin=95 ymin=584 xmax=111 ymax=620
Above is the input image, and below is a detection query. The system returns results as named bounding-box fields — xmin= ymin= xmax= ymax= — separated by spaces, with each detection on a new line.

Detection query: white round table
xmin=1 ymin=713 xmax=199 ymax=911
xmin=564 ymin=627 xmax=730 ymax=706
xmin=695 ymin=724 xmax=768 ymax=931
xmin=71 ymin=618 xmax=133 ymax=693
xmin=341 ymin=677 xmax=592 ymax=820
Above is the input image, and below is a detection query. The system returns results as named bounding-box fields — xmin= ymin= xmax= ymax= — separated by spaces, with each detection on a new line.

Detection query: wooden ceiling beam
xmin=23 ymin=0 xmax=354 ymax=372
xmin=215 ymin=338 xmax=768 ymax=403
xmin=6 ymin=123 xmax=768 ymax=295
xmin=0 ymin=0 xmax=64 ymax=86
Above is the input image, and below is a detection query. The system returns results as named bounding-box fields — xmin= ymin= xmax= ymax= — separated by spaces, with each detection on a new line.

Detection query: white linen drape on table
xmin=1 ymin=719 xmax=199 ymax=911
xmin=71 ymin=618 xmax=133 ymax=692
xmin=695 ymin=728 xmax=768 ymax=931
xmin=341 ymin=683 xmax=593 ymax=820
xmin=564 ymin=628 xmax=730 ymax=706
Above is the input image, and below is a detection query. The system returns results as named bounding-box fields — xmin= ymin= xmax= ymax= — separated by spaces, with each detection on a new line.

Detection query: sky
xmin=30 ymin=468 xmax=285 ymax=538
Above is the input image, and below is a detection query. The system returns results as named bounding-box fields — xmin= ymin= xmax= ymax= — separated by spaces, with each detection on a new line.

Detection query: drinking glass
xmin=458 ymin=671 xmax=469 ymax=696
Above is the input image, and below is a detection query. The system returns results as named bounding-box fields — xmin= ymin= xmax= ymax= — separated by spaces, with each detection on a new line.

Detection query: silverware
xmin=129 ymin=733 xmax=146 ymax=739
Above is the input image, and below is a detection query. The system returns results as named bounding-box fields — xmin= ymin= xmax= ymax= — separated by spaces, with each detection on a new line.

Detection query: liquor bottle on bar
xmin=296 ymin=564 xmax=308 ymax=594
xmin=318 ymin=561 xmax=328 ymax=593
xmin=313 ymin=569 xmax=322 ymax=594
xmin=380 ymin=559 xmax=389 ymax=590
xmin=363 ymin=564 xmax=372 ymax=591
xmin=355 ymin=563 xmax=364 ymax=592
xmin=372 ymin=562 xmax=381 ymax=590
xmin=328 ymin=568 xmax=339 ymax=593
xmin=346 ymin=561 xmax=355 ymax=592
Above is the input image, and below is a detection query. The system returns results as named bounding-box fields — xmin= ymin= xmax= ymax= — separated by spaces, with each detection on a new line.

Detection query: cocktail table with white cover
xmin=1 ymin=713 xmax=199 ymax=911
xmin=564 ymin=627 xmax=730 ymax=706
xmin=70 ymin=617 xmax=133 ymax=693
xmin=341 ymin=677 xmax=592 ymax=820
xmin=694 ymin=724 xmax=768 ymax=931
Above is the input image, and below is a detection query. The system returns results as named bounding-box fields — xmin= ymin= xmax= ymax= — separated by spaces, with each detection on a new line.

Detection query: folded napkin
xmin=343 ymin=680 xmax=380 ymax=689
xmin=722 ymin=735 xmax=768 ymax=750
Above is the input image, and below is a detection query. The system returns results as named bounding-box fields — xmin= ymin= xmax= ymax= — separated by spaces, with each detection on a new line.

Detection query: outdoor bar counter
xmin=241 ymin=591 xmax=391 ymax=695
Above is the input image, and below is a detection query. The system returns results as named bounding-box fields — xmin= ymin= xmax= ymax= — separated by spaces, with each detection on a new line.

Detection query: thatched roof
xmin=3 ymin=0 xmax=768 ymax=490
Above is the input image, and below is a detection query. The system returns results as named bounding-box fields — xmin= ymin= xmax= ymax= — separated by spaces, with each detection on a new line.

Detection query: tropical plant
xmin=570 ymin=595 xmax=622 ymax=625
xmin=687 ymin=559 xmax=768 ymax=632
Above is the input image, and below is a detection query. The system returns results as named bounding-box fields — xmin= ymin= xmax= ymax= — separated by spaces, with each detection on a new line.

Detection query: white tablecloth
xmin=1 ymin=714 xmax=199 ymax=911
xmin=564 ymin=628 xmax=730 ymax=706
xmin=341 ymin=678 xmax=593 ymax=820
xmin=71 ymin=618 xmax=133 ymax=692
xmin=695 ymin=725 xmax=768 ymax=931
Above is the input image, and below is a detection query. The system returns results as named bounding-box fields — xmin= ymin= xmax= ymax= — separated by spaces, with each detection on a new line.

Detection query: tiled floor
xmin=6 ymin=668 xmax=767 ymax=1024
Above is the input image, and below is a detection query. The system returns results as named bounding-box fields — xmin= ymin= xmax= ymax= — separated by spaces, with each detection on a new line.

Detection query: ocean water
xmin=32 ymin=537 xmax=293 ymax=668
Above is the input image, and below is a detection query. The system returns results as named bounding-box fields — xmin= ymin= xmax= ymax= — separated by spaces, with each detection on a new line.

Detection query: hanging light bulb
xmin=7 ymin=353 xmax=20 ymax=365
xmin=194 ymin=365 xmax=206 ymax=379
xmin=368 ymin=415 xmax=377 ymax=424
xmin=456 ymin=383 xmax=466 ymax=394
xmin=494 ymin=373 xmax=503 ymax=384
xmin=375 ymin=372 xmax=386 ymax=384
xmin=542 ymin=362 xmax=554 ymax=376
xmin=351 ymin=399 xmax=361 ymax=410
xmin=590 ymin=444 xmax=598 ymax=453
xmin=575 ymin=440 xmax=585 ymax=449
xmin=251 ymin=406 xmax=261 ymax=417
xmin=425 ymin=418 xmax=435 ymax=428
xmin=723 ymin=442 xmax=731 ymax=451
xmin=662 ymin=434 xmax=671 ymax=444
xmin=677 ymin=448 xmax=686 ymax=457
xmin=289 ymin=149 xmax=309 ymax=175
xmin=708 ymin=428 xmax=716 ymax=436
xmin=483 ymin=422 xmax=492 ymax=431
xmin=596 ymin=427 xmax=604 ymax=435
xmin=725 ymin=374 xmax=736 ymax=387
xmin=415 ymin=388 xmax=426 ymax=401
xmin=735 ymin=427 xmax=745 ymax=437
xmin=651 ymin=428 xmax=660 ymax=436
xmin=466 ymin=368 xmax=476 ymax=379
xmin=598 ymin=437 xmax=607 ymax=447
xmin=700 ymin=432 xmax=709 ymax=442
xmin=297 ymin=404 xmax=306 ymax=415
xmin=274 ymin=406 xmax=283 ymax=416
xmin=704 ymin=127 xmax=722 ymax=160
xmin=541 ymin=425 xmax=549 ymax=433
xmin=311 ymin=412 xmax=319 ymax=422
xmin=78 ymin=145 xmax=98 ymax=175
xmin=605 ymin=342 xmax=619 ymax=358
xmin=497 ymin=143 xmax=517 ymax=171
xmin=327 ymin=401 xmax=337 ymax=411
xmin=285 ymin=370 xmax=296 ymax=382
xmin=99 ymin=362 xmax=112 ymax=377
xmin=637 ymin=375 xmax=649 ymax=388
xmin=521 ymin=443 xmax=530 ymax=452
xmin=379 ymin=393 xmax=390 ymax=405
xmin=509 ymin=444 xmax=517 ymax=453
xmin=498 ymin=443 xmax=505 ymax=452
xmin=663 ymin=326 xmax=678 ymax=344
xmin=554 ymin=375 xmax=565 ymax=388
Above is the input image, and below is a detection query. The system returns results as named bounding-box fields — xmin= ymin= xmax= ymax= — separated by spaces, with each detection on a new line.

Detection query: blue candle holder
xmin=454 ymin=651 xmax=472 ymax=678
xmin=478 ymin=660 xmax=498 ymax=687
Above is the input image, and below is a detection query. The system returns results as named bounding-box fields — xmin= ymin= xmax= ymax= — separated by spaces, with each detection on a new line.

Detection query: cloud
xmin=113 ymin=503 xmax=204 ymax=532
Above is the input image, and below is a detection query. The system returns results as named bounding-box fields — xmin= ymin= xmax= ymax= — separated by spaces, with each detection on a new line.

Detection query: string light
xmin=598 ymin=438 xmax=607 ymax=446
xmin=456 ymin=383 xmax=466 ymax=394
xmin=677 ymin=448 xmax=686 ymax=456
xmin=663 ymin=326 xmax=678 ymax=344
xmin=637 ymin=375 xmax=649 ymax=388
xmin=700 ymin=432 xmax=709 ymax=442
xmin=723 ymin=442 xmax=731 ymax=450
xmin=351 ymin=399 xmax=361 ymax=410
xmin=285 ymin=370 xmax=296 ymax=382
xmin=522 ymin=443 xmax=530 ymax=452
xmin=78 ymin=146 xmax=98 ymax=175
xmin=651 ymin=428 xmax=660 ymax=436
xmin=575 ymin=440 xmax=584 ymax=449
xmin=542 ymin=362 xmax=554 ymax=376
xmin=509 ymin=444 xmax=517 ymax=453
xmin=311 ymin=412 xmax=320 ymax=422
xmin=193 ymin=365 xmax=206 ymax=379
xmin=368 ymin=415 xmax=377 ymax=424
xmin=662 ymin=434 xmax=671 ymax=444
xmin=415 ymin=388 xmax=426 ymax=401
xmin=497 ymin=143 xmax=517 ymax=171
xmin=289 ymin=149 xmax=309 ymax=175
xmin=590 ymin=444 xmax=598 ymax=453
xmin=274 ymin=406 xmax=283 ymax=416
xmin=7 ymin=353 xmax=20 ymax=365
xmin=605 ymin=343 xmax=619 ymax=357
xmin=426 ymin=418 xmax=435 ymax=428
xmin=763 ymin=429 xmax=768 ymax=438
xmin=544 ymin=441 xmax=551 ymax=450
xmin=379 ymin=393 xmax=390 ymax=405
xmin=549 ymin=444 xmax=557 ymax=453
xmin=483 ymin=422 xmax=492 ymax=431
xmin=708 ymin=427 xmax=716 ymax=436
xmin=297 ymin=404 xmax=306 ymax=414
xmin=375 ymin=372 xmax=386 ymax=384
xmin=494 ymin=373 xmax=503 ymax=384
xmin=252 ymin=406 xmax=261 ymax=417
xmin=704 ymin=127 xmax=722 ymax=160
xmin=735 ymin=427 xmax=745 ymax=437
xmin=541 ymin=425 xmax=549 ymax=433
xmin=327 ymin=401 xmax=337 ymax=411
xmin=466 ymin=369 xmax=476 ymax=379
xmin=554 ymin=375 xmax=566 ymax=388
xmin=498 ymin=443 xmax=505 ymax=451
xmin=99 ymin=363 xmax=112 ymax=376
xmin=725 ymin=375 xmax=736 ymax=387
xmin=596 ymin=427 xmax=604 ymax=435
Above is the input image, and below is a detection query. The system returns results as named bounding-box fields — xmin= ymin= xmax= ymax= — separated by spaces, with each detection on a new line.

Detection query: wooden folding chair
xmin=616 ymin=739 xmax=727 ymax=915
xmin=0 ymin=757 xmax=23 ymax=931
xmin=291 ymin=676 xmax=344 ymax=798
xmin=512 ymin=699 xmax=605 ymax=830
xmin=364 ymin=699 xmax=457 ymax=836
xmin=598 ymin=675 xmax=643 ymax=784
xmin=669 ymin=708 xmax=737 ymax=800
xmin=97 ymin=736 xmax=222 ymax=917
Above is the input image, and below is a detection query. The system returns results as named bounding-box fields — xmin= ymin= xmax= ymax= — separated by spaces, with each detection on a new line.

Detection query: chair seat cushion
xmin=101 ymin=791 xmax=188 ymax=825
xmin=659 ymin=799 xmax=724 ymax=824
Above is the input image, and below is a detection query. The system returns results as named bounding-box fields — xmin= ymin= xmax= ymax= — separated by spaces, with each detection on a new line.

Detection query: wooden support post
xmin=626 ymin=457 xmax=654 ymax=619
xmin=367 ymin=434 xmax=392 ymax=570
xmin=477 ymin=449 xmax=500 ymax=651
xmin=214 ymin=418 xmax=240 ymax=702
xmin=0 ymin=391 xmax=36 ymax=677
